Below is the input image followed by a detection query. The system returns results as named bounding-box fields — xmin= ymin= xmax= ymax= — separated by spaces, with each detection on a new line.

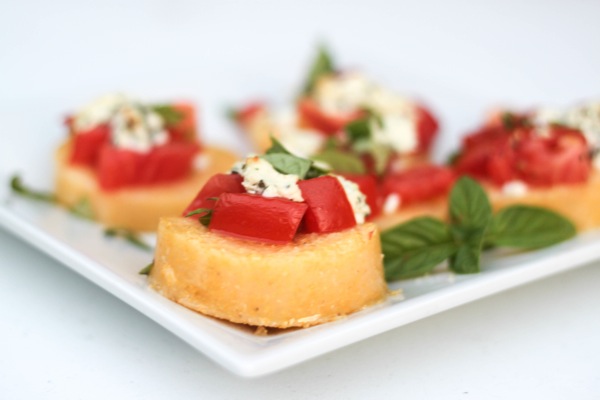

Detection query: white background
xmin=1 ymin=0 xmax=600 ymax=398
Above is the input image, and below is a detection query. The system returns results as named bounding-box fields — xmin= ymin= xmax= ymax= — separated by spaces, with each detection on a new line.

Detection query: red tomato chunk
xmin=382 ymin=165 xmax=456 ymax=205
xmin=297 ymin=98 xmax=362 ymax=136
xmin=298 ymin=175 xmax=356 ymax=233
xmin=210 ymin=193 xmax=308 ymax=243
xmin=182 ymin=173 xmax=245 ymax=216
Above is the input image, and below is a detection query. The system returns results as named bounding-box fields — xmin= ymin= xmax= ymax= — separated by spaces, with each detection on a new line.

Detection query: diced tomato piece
xmin=298 ymin=176 xmax=356 ymax=233
xmin=97 ymin=142 xmax=199 ymax=191
xmin=182 ymin=173 xmax=245 ymax=216
xmin=516 ymin=127 xmax=590 ymax=186
xmin=235 ymin=101 xmax=265 ymax=126
xmin=70 ymin=124 xmax=110 ymax=167
xmin=297 ymin=98 xmax=363 ymax=135
xmin=340 ymin=174 xmax=381 ymax=219
xmin=166 ymin=102 xmax=198 ymax=142
xmin=456 ymin=124 xmax=590 ymax=187
xmin=382 ymin=165 xmax=456 ymax=206
xmin=414 ymin=104 xmax=439 ymax=154
xmin=209 ymin=193 xmax=308 ymax=243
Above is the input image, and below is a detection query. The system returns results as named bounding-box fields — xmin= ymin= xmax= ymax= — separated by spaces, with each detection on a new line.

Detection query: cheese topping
xmin=370 ymin=114 xmax=418 ymax=153
xmin=314 ymin=72 xmax=413 ymax=116
xmin=274 ymin=108 xmax=325 ymax=158
xmin=313 ymin=72 xmax=418 ymax=154
xmin=72 ymin=94 xmax=169 ymax=153
xmin=231 ymin=156 xmax=304 ymax=202
xmin=333 ymin=175 xmax=371 ymax=224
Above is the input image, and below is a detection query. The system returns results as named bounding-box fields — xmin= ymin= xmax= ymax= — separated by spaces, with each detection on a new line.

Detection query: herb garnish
xmin=263 ymin=137 xmax=329 ymax=179
xmin=152 ymin=104 xmax=183 ymax=125
xmin=300 ymin=45 xmax=335 ymax=96
xmin=10 ymin=174 xmax=56 ymax=202
xmin=104 ymin=228 xmax=153 ymax=251
xmin=69 ymin=197 xmax=95 ymax=220
xmin=381 ymin=177 xmax=576 ymax=281
xmin=311 ymin=149 xmax=366 ymax=174
xmin=185 ymin=208 xmax=214 ymax=227
xmin=139 ymin=261 xmax=154 ymax=275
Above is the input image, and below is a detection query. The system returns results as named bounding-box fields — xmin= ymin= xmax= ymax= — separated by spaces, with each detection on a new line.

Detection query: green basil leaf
xmin=10 ymin=175 xmax=56 ymax=203
xmin=104 ymin=228 xmax=153 ymax=251
xmin=311 ymin=149 xmax=366 ymax=174
xmin=265 ymin=136 xmax=294 ymax=155
xmin=185 ymin=208 xmax=214 ymax=227
xmin=487 ymin=205 xmax=576 ymax=249
xmin=345 ymin=118 xmax=371 ymax=143
xmin=449 ymin=176 xmax=492 ymax=228
xmin=385 ymin=243 xmax=458 ymax=281
xmin=262 ymin=153 xmax=312 ymax=179
xmin=381 ymin=217 xmax=452 ymax=251
xmin=301 ymin=45 xmax=335 ymax=96
xmin=382 ymin=217 xmax=457 ymax=281
xmin=69 ymin=197 xmax=95 ymax=220
xmin=152 ymin=104 xmax=183 ymax=126
xmin=351 ymin=139 xmax=392 ymax=175
xmin=139 ymin=261 xmax=154 ymax=275
xmin=448 ymin=226 xmax=487 ymax=274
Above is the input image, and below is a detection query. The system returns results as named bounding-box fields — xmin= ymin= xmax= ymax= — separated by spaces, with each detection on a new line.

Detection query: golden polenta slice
xmin=487 ymin=170 xmax=600 ymax=232
xmin=149 ymin=217 xmax=387 ymax=328
xmin=54 ymin=141 xmax=238 ymax=232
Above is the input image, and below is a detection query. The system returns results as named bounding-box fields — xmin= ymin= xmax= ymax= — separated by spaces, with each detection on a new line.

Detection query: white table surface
xmin=2 ymin=0 xmax=600 ymax=398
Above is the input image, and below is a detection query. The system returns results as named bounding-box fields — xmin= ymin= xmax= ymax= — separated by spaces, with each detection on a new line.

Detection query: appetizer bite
xmin=452 ymin=106 xmax=600 ymax=230
xmin=148 ymin=140 xmax=387 ymax=328
xmin=55 ymin=94 xmax=238 ymax=231
xmin=231 ymin=46 xmax=452 ymax=231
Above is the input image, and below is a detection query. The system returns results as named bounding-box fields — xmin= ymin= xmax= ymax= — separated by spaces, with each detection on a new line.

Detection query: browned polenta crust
xmin=149 ymin=218 xmax=387 ymax=328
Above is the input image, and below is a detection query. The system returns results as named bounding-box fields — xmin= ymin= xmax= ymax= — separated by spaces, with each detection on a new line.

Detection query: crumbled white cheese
xmin=314 ymin=72 xmax=413 ymax=116
xmin=383 ymin=193 xmax=401 ymax=214
xmin=501 ymin=180 xmax=528 ymax=197
xmin=72 ymin=93 xmax=170 ymax=153
xmin=370 ymin=114 xmax=418 ymax=154
xmin=333 ymin=175 xmax=371 ymax=224
xmin=274 ymin=108 xmax=325 ymax=158
xmin=231 ymin=156 xmax=304 ymax=202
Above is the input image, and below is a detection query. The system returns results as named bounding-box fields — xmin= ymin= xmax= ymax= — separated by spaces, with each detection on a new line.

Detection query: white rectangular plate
xmin=2 ymin=162 xmax=600 ymax=378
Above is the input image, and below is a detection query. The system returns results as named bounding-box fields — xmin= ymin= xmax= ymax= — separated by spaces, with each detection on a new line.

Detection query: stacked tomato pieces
xmin=68 ymin=103 xmax=199 ymax=190
xmin=455 ymin=115 xmax=591 ymax=187
xmin=183 ymin=173 xmax=358 ymax=244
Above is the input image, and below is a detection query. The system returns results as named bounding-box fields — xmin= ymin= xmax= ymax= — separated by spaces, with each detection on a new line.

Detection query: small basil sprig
xmin=263 ymin=137 xmax=328 ymax=179
xmin=381 ymin=177 xmax=577 ymax=281
xmin=185 ymin=208 xmax=214 ymax=227
xmin=152 ymin=105 xmax=183 ymax=126
xmin=301 ymin=45 xmax=335 ymax=96
xmin=10 ymin=175 xmax=56 ymax=202
xmin=311 ymin=149 xmax=366 ymax=174
xmin=344 ymin=111 xmax=391 ymax=175
xmin=104 ymin=228 xmax=153 ymax=251
xmin=139 ymin=260 xmax=154 ymax=275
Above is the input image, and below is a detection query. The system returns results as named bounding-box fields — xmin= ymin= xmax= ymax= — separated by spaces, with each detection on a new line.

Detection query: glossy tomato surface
xmin=182 ymin=173 xmax=245 ymax=216
xmin=456 ymin=124 xmax=591 ymax=187
xmin=381 ymin=165 xmax=456 ymax=205
xmin=69 ymin=124 xmax=110 ymax=167
xmin=414 ymin=104 xmax=439 ymax=154
xmin=298 ymin=176 xmax=356 ymax=233
xmin=210 ymin=193 xmax=308 ymax=243
xmin=97 ymin=142 xmax=199 ymax=190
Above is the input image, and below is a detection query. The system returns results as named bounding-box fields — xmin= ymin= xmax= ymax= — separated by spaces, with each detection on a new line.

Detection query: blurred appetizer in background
xmin=230 ymin=46 xmax=453 ymax=230
xmin=452 ymin=103 xmax=600 ymax=230
xmin=55 ymin=93 xmax=238 ymax=231
xmin=148 ymin=139 xmax=387 ymax=328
